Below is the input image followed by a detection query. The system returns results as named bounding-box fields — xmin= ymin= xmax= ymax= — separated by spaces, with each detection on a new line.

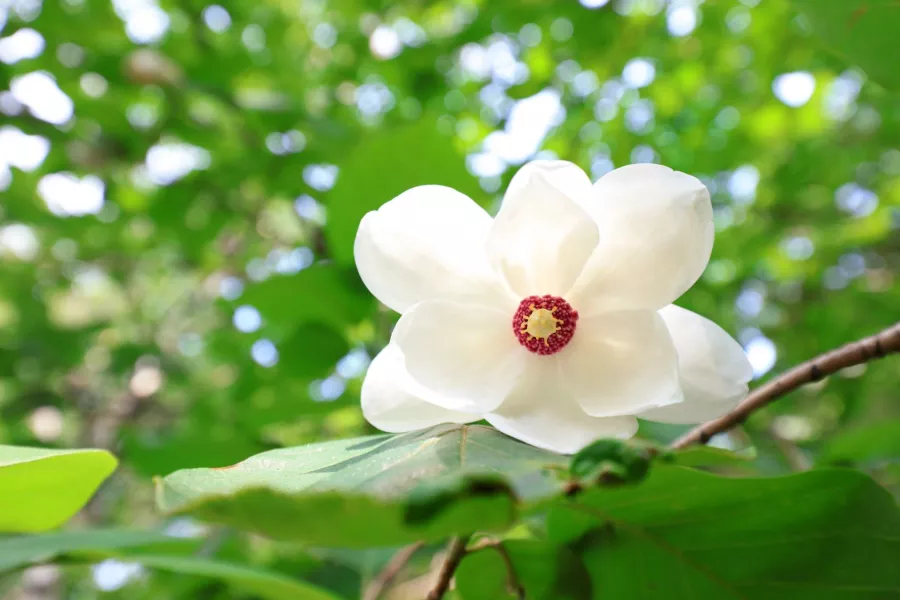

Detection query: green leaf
xmin=669 ymin=445 xmax=758 ymax=469
xmin=278 ymin=322 xmax=350 ymax=378
xmin=0 ymin=446 xmax=118 ymax=533
xmin=819 ymin=421 xmax=900 ymax=465
xmin=791 ymin=0 xmax=900 ymax=90
xmin=324 ymin=120 xmax=484 ymax=264
xmin=551 ymin=465 xmax=900 ymax=598
xmin=238 ymin=264 xmax=373 ymax=331
xmin=570 ymin=439 xmax=654 ymax=484
xmin=456 ymin=547 xmax=518 ymax=600
xmin=0 ymin=529 xmax=183 ymax=571
xmin=156 ymin=424 xmax=566 ymax=547
xmin=122 ymin=555 xmax=342 ymax=600
xmin=457 ymin=540 xmax=591 ymax=600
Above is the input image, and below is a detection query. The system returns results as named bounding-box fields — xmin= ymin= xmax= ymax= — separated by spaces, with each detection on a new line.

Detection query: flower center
xmin=512 ymin=295 xmax=578 ymax=355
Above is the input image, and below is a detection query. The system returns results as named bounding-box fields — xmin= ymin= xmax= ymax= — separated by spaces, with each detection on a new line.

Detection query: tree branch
xmin=671 ymin=321 xmax=900 ymax=450
xmin=362 ymin=542 xmax=424 ymax=600
xmin=425 ymin=535 xmax=472 ymax=600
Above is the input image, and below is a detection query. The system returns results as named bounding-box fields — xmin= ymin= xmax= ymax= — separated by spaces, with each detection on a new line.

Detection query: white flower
xmin=355 ymin=161 xmax=752 ymax=454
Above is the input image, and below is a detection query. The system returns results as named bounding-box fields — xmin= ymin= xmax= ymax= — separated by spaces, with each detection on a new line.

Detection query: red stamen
xmin=512 ymin=295 xmax=578 ymax=356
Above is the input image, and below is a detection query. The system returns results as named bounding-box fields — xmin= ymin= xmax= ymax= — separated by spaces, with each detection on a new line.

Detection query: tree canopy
xmin=1 ymin=0 xmax=899 ymax=598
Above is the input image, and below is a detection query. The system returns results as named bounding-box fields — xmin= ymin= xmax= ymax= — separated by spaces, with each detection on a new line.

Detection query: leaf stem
xmin=671 ymin=321 xmax=900 ymax=449
xmin=362 ymin=542 xmax=424 ymax=600
xmin=425 ymin=534 xmax=472 ymax=600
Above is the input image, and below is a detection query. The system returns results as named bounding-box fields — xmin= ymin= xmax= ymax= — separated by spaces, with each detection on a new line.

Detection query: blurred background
xmin=1 ymin=0 xmax=898 ymax=597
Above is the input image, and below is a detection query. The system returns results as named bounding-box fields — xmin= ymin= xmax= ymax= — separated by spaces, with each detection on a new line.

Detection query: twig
xmin=362 ymin=542 xmax=424 ymax=600
xmin=491 ymin=543 xmax=525 ymax=599
xmin=425 ymin=535 xmax=472 ymax=600
xmin=671 ymin=321 xmax=900 ymax=449
xmin=196 ymin=527 xmax=232 ymax=558
xmin=768 ymin=426 xmax=812 ymax=472
xmin=461 ymin=537 xmax=524 ymax=597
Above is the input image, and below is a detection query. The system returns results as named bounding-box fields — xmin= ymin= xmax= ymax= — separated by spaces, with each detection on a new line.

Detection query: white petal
xmin=392 ymin=300 xmax=525 ymax=413
xmin=560 ymin=310 xmax=682 ymax=417
xmin=639 ymin=305 xmax=752 ymax=424
xmin=487 ymin=358 xmax=638 ymax=454
xmin=568 ymin=164 xmax=713 ymax=315
xmin=361 ymin=345 xmax=480 ymax=432
xmin=487 ymin=161 xmax=599 ymax=297
xmin=354 ymin=185 xmax=511 ymax=313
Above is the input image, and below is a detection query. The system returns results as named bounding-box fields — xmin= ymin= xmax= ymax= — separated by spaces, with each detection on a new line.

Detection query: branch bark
xmin=425 ymin=535 xmax=471 ymax=600
xmin=362 ymin=542 xmax=424 ymax=600
xmin=671 ymin=321 xmax=900 ymax=450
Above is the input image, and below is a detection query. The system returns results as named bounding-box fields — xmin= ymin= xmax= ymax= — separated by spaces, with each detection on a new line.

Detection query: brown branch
xmin=491 ymin=543 xmax=525 ymax=599
xmin=425 ymin=535 xmax=472 ymax=600
xmin=463 ymin=538 xmax=524 ymax=598
xmin=362 ymin=542 xmax=424 ymax=600
xmin=671 ymin=321 xmax=900 ymax=450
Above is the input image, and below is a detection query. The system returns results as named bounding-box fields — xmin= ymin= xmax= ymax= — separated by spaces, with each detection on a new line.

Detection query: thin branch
xmin=768 ymin=427 xmax=812 ymax=472
xmin=671 ymin=321 xmax=900 ymax=449
xmin=425 ymin=535 xmax=472 ymax=600
xmin=491 ymin=543 xmax=525 ymax=599
xmin=362 ymin=542 xmax=424 ymax=600
xmin=463 ymin=537 xmax=524 ymax=598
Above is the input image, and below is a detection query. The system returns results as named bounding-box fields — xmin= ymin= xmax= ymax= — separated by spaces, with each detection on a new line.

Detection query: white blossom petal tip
xmin=639 ymin=305 xmax=752 ymax=424
xmin=569 ymin=164 xmax=714 ymax=315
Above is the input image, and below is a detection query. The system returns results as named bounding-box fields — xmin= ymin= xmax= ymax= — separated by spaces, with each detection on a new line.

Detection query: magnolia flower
xmin=355 ymin=161 xmax=752 ymax=454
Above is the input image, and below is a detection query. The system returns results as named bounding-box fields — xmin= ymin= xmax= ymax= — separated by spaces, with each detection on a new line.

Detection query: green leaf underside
xmin=0 ymin=446 xmax=118 ymax=533
xmin=552 ymin=465 xmax=900 ymax=599
xmin=790 ymin=0 xmax=900 ymax=90
xmin=156 ymin=424 xmax=567 ymax=546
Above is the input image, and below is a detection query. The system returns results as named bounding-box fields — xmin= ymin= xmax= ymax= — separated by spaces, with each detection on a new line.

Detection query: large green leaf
xmin=0 ymin=446 xmax=118 ymax=533
xmin=323 ymin=120 xmax=484 ymax=264
xmin=551 ymin=466 xmax=900 ymax=599
xmin=457 ymin=540 xmax=591 ymax=600
xmin=791 ymin=0 xmax=900 ymax=90
xmin=156 ymin=424 xmax=567 ymax=547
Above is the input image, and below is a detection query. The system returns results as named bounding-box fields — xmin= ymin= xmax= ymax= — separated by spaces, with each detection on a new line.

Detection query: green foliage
xmin=552 ymin=466 xmax=900 ymax=598
xmin=237 ymin=264 xmax=373 ymax=332
xmin=324 ymin=120 xmax=485 ymax=264
xmin=0 ymin=530 xmax=340 ymax=600
xmin=668 ymin=445 xmax=758 ymax=469
xmin=791 ymin=0 xmax=900 ymax=90
xmin=113 ymin=555 xmax=342 ymax=600
xmin=2 ymin=0 xmax=900 ymax=596
xmin=157 ymin=424 xmax=566 ymax=546
xmin=819 ymin=421 xmax=900 ymax=466
xmin=569 ymin=439 xmax=655 ymax=484
xmin=0 ymin=446 xmax=116 ymax=532
xmin=457 ymin=540 xmax=591 ymax=600
xmin=0 ymin=529 xmax=183 ymax=571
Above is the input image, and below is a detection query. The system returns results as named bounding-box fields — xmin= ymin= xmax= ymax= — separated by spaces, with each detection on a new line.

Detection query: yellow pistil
xmin=520 ymin=304 xmax=563 ymax=345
